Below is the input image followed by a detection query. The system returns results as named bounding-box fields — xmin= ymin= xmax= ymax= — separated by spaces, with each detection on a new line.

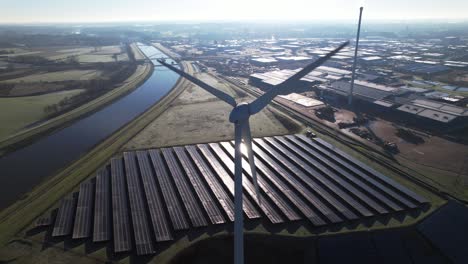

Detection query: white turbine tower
xmin=157 ymin=41 xmax=348 ymax=264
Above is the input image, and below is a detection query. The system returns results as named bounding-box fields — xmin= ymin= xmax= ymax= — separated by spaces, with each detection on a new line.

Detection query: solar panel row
xmin=186 ymin=145 xmax=236 ymax=222
xmin=52 ymin=195 xmax=77 ymax=237
xmin=73 ymin=180 xmax=94 ymax=239
xmin=93 ymin=168 xmax=111 ymax=242
xmin=196 ymin=144 xmax=261 ymax=220
xmin=162 ymin=148 xmax=208 ymax=228
xmin=41 ymin=134 xmax=427 ymax=256
xmin=148 ymin=149 xmax=190 ymax=231
xmin=111 ymin=157 xmax=132 ymax=253
xmin=124 ymin=152 xmax=155 ymax=255
xmin=312 ymin=137 xmax=427 ymax=204
xmin=208 ymin=143 xmax=284 ymax=223
xmin=174 ymin=147 xmax=225 ymax=225
xmin=136 ymin=151 xmax=173 ymax=242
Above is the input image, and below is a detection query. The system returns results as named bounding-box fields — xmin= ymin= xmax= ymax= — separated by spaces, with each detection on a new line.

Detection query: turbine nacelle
xmin=229 ymin=102 xmax=250 ymax=124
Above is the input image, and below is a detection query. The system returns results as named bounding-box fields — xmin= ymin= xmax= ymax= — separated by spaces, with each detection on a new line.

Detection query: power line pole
xmin=349 ymin=6 xmax=364 ymax=106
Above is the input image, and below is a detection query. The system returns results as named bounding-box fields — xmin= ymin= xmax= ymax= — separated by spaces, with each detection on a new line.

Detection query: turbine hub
xmin=229 ymin=102 xmax=250 ymax=123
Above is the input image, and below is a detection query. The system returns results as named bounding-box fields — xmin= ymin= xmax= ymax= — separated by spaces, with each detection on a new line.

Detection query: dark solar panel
xmin=186 ymin=145 xmax=236 ymax=222
xmin=313 ymin=137 xmax=427 ymax=204
xmin=208 ymin=143 xmax=285 ymax=224
xmin=111 ymin=157 xmax=132 ymax=253
xmin=284 ymin=136 xmax=403 ymax=212
xmin=197 ymin=144 xmax=262 ymax=220
xmin=250 ymin=140 xmax=342 ymax=224
xmin=123 ymin=152 xmax=155 ymax=255
xmin=295 ymin=135 xmax=418 ymax=209
xmin=263 ymin=137 xmax=373 ymax=217
xmin=93 ymin=168 xmax=111 ymax=242
xmin=275 ymin=136 xmax=389 ymax=215
xmin=254 ymin=138 xmax=358 ymax=221
xmin=162 ymin=148 xmax=208 ymax=228
xmin=52 ymin=195 xmax=77 ymax=237
xmin=174 ymin=147 xmax=225 ymax=224
xmin=220 ymin=141 xmax=325 ymax=226
xmin=38 ymin=134 xmax=430 ymax=257
xmin=136 ymin=151 xmax=173 ymax=242
xmin=72 ymin=180 xmax=94 ymax=239
xmin=148 ymin=149 xmax=189 ymax=230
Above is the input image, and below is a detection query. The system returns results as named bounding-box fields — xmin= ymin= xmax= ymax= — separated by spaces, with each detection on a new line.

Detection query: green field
xmin=0 ymin=89 xmax=84 ymax=140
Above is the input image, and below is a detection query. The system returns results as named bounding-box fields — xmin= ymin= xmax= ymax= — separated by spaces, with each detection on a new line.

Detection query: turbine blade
xmin=249 ymin=41 xmax=349 ymax=115
xmin=241 ymin=120 xmax=261 ymax=205
xmin=157 ymin=59 xmax=237 ymax=107
xmin=233 ymin=122 xmax=244 ymax=264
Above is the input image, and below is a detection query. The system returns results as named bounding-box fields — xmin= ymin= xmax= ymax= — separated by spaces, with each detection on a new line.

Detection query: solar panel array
xmin=37 ymin=135 xmax=428 ymax=256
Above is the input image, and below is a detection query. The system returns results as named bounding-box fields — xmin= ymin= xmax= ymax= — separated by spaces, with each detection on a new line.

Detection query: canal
xmin=0 ymin=44 xmax=180 ymax=209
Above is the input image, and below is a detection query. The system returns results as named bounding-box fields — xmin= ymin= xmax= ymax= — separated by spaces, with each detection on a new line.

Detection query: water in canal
xmin=0 ymin=44 xmax=180 ymax=209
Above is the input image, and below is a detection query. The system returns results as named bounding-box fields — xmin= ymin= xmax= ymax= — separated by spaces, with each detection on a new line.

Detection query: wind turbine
xmin=157 ymin=41 xmax=348 ymax=264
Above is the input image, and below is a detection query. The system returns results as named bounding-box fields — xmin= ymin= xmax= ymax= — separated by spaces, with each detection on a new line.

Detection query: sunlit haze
xmin=2 ymin=0 xmax=468 ymax=23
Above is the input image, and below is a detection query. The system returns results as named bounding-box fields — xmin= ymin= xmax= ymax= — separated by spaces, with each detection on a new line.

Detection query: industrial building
xmin=398 ymin=62 xmax=450 ymax=76
xmin=250 ymin=57 xmax=278 ymax=66
xmin=249 ymin=66 xmax=352 ymax=91
xmin=260 ymin=47 xmax=285 ymax=52
xmin=396 ymin=99 xmax=468 ymax=125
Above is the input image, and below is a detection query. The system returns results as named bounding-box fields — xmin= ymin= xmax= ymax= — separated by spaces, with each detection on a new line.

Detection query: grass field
xmin=0 ymin=45 xmax=127 ymax=63
xmin=76 ymin=53 xmax=128 ymax=63
xmin=0 ymin=89 xmax=84 ymax=140
xmin=0 ymin=63 xmax=151 ymax=153
xmin=4 ymin=69 xmax=103 ymax=83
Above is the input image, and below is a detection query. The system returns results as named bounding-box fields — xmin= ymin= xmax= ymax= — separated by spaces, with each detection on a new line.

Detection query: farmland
xmin=0 ymin=41 xmax=148 ymax=145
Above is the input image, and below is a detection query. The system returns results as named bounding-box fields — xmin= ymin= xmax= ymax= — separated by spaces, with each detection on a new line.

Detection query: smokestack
xmin=348 ymin=6 xmax=363 ymax=106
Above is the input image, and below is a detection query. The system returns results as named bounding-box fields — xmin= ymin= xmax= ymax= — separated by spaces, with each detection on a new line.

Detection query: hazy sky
xmin=2 ymin=0 xmax=468 ymax=23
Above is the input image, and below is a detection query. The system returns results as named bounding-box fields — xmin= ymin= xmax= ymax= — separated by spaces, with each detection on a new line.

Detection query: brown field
xmin=3 ymin=69 xmax=103 ymax=83
xmin=124 ymin=70 xmax=304 ymax=151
